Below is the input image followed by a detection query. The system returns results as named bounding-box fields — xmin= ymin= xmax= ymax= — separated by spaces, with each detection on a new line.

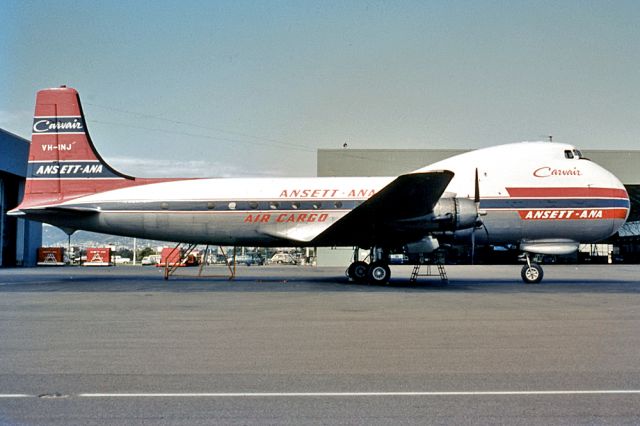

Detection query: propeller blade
xmin=474 ymin=168 xmax=480 ymax=205
xmin=471 ymin=228 xmax=475 ymax=265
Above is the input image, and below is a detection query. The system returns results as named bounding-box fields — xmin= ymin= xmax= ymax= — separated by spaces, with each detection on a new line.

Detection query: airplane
xmin=8 ymin=86 xmax=630 ymax=284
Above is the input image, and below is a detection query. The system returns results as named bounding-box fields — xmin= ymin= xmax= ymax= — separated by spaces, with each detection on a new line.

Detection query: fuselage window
xmin=291 ymin=202 xmax=300 ymax=209
xmin=207 ymin=202 xmax=216 ymax=209
xmin=228 ymin=202 xmax=236 ymax=210
xmin=249 ymin=201 xmax=259 ymax=209
xmin=564 ymin=150 xmax=574 ymax=159
xmin=334 ymin=201 xmax=343 ymax=209
xmin=270 ymin=202 xmax=279 ymax=209
xmin=160 ymin=202 xmax=169 ymax=210
xmin=312 ymin=202 xmax=322 ymax=209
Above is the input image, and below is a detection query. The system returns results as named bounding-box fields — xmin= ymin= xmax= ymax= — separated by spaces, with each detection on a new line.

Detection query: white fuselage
xmin=45 ymin=142 xmax=629 ymax=249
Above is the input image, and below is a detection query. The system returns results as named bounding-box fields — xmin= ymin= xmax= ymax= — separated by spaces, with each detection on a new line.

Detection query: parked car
xmin=227 ymin=254 xmax=264 ymax=266
xmin=270 ymin=253 xmax=297 ymax=265
xmin=113 ymin=255 xmax=131 ymax=264
xmin=141 ymin=254 xmax=161 ymax=265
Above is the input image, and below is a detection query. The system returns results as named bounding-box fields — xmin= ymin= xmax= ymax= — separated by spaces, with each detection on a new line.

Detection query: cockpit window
xmin=573 ymin=149 xmax=583 ymax=158
xmin=564 ymin=150 xmax=574 ymax=159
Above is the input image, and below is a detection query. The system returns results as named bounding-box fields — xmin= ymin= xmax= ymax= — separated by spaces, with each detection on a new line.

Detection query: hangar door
xmin=0 ymin=174 xmax=20 ymax=267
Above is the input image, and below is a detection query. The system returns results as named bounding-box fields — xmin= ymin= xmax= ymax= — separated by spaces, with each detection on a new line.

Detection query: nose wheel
xmin=521 ymin=253 xmax=544 ymax=284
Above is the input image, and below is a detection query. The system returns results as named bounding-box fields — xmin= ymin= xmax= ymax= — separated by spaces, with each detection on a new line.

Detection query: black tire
xmin=367 ymin=261 xmax=391 ymax=285
xmin=521 ymin=263 xmax=544 ymax=284
xmin=348 ymin=261 xmax=369 ymax=282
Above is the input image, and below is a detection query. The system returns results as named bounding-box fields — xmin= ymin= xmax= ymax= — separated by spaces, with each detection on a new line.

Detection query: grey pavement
xmin=1 ymin=265 xmax=639 ymax=425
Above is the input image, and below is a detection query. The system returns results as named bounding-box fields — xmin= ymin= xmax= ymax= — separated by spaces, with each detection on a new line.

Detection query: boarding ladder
xmin=409 ymin=254 xmax=448 ymax=284
xmin=163 ymin=243 xmax=237 ymax=280
xmin=163 ymin=243 xmax=199 ymax=279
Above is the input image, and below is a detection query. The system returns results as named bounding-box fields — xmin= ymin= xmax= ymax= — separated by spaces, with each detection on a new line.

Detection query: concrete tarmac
xmin=1 ymin=264 xmax=640 ymax=425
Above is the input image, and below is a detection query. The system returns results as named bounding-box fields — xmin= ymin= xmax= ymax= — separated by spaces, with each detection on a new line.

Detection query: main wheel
xmin=521 ymin=263 xmax=543 ymax=284
xmin=348 ymin=261 xmax=369 ymax=282
xmin=367 ymin=261 xmax=391 ymax=285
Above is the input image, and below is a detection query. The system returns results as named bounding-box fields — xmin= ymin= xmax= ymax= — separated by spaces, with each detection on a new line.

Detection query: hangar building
xmin=316 ymin=146 xmax=640 ymax=265
xmin=0 ymin=129 xmax=42 ymax=266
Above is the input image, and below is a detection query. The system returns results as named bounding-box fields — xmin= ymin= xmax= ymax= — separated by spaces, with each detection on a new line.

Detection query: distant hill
xmin=42 ymin=225 xmax=297 ymax=256
xmin=43 ymin=224 xmax=171 ymax=249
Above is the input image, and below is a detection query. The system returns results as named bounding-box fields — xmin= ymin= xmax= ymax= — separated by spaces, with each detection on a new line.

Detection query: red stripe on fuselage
xmin=506 ymin=187 xmax=628 ymax=198
xmin=517 ymin=208 xmax=628 ymax=220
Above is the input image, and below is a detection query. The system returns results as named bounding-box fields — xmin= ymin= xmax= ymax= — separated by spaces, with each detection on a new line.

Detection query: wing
xmin=312 ymin=170 xmax=454 ymax=247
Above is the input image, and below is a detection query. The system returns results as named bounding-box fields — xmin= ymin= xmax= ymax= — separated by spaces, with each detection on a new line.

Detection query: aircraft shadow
xmin=1 ymin=267 xmax=639 ymax=295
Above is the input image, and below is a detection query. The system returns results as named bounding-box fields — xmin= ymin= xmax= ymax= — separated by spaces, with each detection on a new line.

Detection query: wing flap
xmin=261 ymin=223 xmax=332 ymax=243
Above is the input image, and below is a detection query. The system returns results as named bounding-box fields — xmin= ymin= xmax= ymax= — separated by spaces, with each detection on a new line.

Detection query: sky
xmin=1 ymin=0 xmax=639 ymax=177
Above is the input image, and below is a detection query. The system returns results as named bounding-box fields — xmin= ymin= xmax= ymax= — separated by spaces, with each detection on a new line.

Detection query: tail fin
xmin=18 ymin=86 xmax=134 ymax=209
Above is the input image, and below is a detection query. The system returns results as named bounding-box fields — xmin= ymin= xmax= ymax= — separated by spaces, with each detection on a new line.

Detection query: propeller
xmin=470 ymin=168 xmax=488 ymax=265
xmin=471 ymin=225 xmax=476 ymax=265
xmin=474 ymin=168 xmax=480 ymax=207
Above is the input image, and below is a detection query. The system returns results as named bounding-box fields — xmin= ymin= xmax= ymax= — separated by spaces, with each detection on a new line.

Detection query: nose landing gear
xmin=521 ymin=253 xmax=544 ymax=284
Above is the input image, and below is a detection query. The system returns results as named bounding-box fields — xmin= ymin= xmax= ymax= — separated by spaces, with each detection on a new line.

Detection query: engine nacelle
xmin=432 ymin=197 xmax=478 ymax=230
xmin=406 ymin=236 xmax=440 ymax=254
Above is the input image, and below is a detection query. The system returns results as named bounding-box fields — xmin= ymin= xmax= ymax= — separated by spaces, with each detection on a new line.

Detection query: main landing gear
xmin=521 ymin=253 xmax=544 ymax=284
xmin=347 ymin=248 xmax=392 ymax=285
xmin=347 ymin=261 xmax=369 ymax=282
xmin=348 ymin=248 xmax=546 ymax=285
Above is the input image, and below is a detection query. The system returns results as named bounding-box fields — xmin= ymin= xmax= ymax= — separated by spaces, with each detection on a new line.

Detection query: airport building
xmin=0 ymin=129 xmax=42 ymax=266
xmin=316 ymin=147 xmax=640 ymax=265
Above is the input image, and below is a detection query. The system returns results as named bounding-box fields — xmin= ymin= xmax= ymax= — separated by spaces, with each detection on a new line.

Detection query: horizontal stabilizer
xmin=11 ymin=205 xmax=100 ymax=217
xmin=46 ymin=205 xmax=101 ymax=213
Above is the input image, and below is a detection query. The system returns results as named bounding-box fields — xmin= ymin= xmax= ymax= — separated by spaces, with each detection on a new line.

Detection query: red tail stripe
xmin=506 ymin=187 xmax=628 ymax=198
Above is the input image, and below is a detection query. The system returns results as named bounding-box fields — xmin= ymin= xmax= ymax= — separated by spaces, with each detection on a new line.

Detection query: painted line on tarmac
xmin=79 ymin=390 xmax=640 ymax=397
xmin=3 ymin=390 xmax=640 ymax=399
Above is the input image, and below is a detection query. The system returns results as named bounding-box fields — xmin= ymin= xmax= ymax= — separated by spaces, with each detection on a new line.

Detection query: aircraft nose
xmin=607 ymin=170 xmax=630 ymax=233
xmin=621 ymin=185 xmax=630 ymax=222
